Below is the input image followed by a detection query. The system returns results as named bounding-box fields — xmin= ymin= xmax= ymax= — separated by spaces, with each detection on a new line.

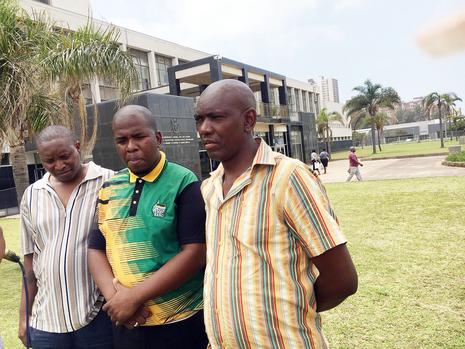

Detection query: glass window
xmin=156 ymin=54 xmax=173 ymax=86
xmin=129 ymin=48 xmax=150 ymax=91
xmin=290 ymin=131 xmax=303 ymax=161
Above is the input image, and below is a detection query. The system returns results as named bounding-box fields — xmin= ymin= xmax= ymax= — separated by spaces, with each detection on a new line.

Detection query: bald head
xmin=113 ymin=105 xmax=158 ymax=131
xmin=36 ymin=125 xmax=76 ymax=147
xmin=197 ymin=79 xmax=256 ymax=112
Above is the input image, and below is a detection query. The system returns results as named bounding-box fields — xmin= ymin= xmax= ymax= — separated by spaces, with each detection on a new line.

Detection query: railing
xmin=256 ymin=102 xmax=290 ymax=120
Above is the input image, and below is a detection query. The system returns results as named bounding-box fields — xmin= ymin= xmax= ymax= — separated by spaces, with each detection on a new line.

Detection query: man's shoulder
xmin=164 ymin=162 xmax=198 ymax=181
xmin=101 ymin=168 xmax=129 ymax=188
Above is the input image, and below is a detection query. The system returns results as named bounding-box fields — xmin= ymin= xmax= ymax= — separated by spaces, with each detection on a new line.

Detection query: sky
xmin=90 ymin=0 xmax=465 ymax=109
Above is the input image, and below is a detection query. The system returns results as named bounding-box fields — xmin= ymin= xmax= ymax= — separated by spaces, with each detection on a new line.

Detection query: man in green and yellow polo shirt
xmin=88 ymin=105 xmax=208 ymax=349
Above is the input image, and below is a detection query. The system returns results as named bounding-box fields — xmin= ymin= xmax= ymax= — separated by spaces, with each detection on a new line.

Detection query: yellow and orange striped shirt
xmin=201 ymin=140 xmax=347 ymax=349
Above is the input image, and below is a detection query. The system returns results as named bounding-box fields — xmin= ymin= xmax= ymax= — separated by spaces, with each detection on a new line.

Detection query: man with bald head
xmin=88 ymin=105 xmax=208 ymax=349
xmin=19 ymin=125 xmax=114 ymax=348
xmin=196 ymin=79 xmax=358 ymax=348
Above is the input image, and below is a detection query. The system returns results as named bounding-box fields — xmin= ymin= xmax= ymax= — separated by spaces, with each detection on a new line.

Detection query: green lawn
xmin=331 ymin=139 xmax=460 ymax=160
xmin=323 ymin=177 xmax=465 ymax=348
xmin=1 ymin=177 xmax=465 ymax=348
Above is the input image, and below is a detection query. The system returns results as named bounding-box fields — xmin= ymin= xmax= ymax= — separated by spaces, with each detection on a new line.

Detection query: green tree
xmin=422 ymin=92 xmax=462 ymax=148
xmin=344 ymin=79 xmax=400 ymax=154
xmin=373 ymin=112 xmax=390 ymax=151
xmin=315 ymin=108 xmax=344 ymax=154
xmin=44 ymin=24 xmax=138 ymax=159
xmin=0 ymin=0 xmax=61 ymax=205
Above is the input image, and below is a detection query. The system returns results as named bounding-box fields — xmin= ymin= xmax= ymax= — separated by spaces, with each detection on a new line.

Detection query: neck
xmin=222 ymin=138 xmax=260 ymax=179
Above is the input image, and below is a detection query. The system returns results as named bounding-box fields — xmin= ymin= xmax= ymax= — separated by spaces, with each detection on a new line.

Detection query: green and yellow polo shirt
xmin=89 ymin=152 xmax=206 ymax=326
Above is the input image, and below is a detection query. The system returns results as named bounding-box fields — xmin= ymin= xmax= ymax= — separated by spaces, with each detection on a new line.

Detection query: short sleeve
xmin=88 ymin=188 xmax=107 ymax=251
xmin=284 ymin=164 xmax=346 ymax=257
xmin=175 ymin=181 xmax=206 ymax=245
xmin=20 ymin=187 xmax=35 ymax=255
xmin=88 ymin=228 xmax=106 ymax=250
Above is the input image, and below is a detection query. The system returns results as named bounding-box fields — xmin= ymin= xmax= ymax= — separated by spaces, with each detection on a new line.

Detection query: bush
xmin=446 ymin=151 xmax=465 ymax=162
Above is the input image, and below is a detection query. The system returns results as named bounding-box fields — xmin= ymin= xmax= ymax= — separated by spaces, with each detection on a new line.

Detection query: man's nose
xmin=56 ymin=160 xmax=66 ymax=170
xmin=197 ymin=118 xmax=212 ymax=135
xmin=127 ymin=138 xmax=138 ymax=151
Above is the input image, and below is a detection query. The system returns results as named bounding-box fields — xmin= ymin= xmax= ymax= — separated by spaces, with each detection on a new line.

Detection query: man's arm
xmin=88 ymin=248 xmax=117 ymax=301
xmin=312 ymin=243 xmax=358 ymax=312
xmin=18 ymin=254 xmax=37 ymax=346
xmin=88 ymin=245 xmax=151 ymax=328
xmin=103 ymin=242 xmax=206 ymax=323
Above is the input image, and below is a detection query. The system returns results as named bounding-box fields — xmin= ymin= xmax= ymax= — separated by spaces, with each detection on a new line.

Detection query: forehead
xmin=38 ymin=137 xmax=75 ymax=156
xmin=113 ymin=112 xmax=151 ymax=131
xmin=196 ymin=88 xmax=241 ymax=114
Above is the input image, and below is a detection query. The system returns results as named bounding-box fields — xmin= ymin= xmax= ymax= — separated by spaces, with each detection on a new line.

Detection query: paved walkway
xmin=319 ymin=155 xmax=465 ymax=183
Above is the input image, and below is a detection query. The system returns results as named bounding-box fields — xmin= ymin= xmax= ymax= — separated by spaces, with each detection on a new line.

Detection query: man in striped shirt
xmin=20 ymin=126 xmax=114 ymax=348
xmin=195 ymin=80 xmax=358 ymax=348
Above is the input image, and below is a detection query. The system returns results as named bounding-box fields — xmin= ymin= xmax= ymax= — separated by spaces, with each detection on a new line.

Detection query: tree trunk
xmin=377 ymin=129 xmax=382 ymax=151
xmin=10 ymin=143 xmax=30 ymax=208
xmin=438 ymin=105 xmax=444 ymax=148
xmin=370 ymin=119 xmax=377 ymax=154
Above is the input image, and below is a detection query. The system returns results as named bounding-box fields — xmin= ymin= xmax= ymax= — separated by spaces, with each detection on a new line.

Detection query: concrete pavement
xmin=319 ymin=155 xmax=465 ymax=183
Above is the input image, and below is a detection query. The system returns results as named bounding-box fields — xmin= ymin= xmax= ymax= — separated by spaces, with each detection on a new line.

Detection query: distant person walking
xmin=346 ymin=146 xmax=363 ymax=182
xmin=311 ymin=149 xmax=320 ymax=175
xmin=319 ymin=149 xmax=330 ymax=174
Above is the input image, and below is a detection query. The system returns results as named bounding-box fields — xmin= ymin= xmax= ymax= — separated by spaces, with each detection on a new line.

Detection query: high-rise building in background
xmin=319 ymin=77 xmax=340 ymax=103
xmin=309 ymin=77 xmax=352 ymax=146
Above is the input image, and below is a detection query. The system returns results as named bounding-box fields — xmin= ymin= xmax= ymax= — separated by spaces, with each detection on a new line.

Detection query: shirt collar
xmin=210 ymin=138 xmax=276 ymax=179
xmin=128 ymin=151 xmax=166 ymax=183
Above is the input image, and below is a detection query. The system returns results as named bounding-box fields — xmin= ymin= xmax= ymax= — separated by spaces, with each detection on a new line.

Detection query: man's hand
xmin=102 ymin=279 xmax=143 ymax=324
xmin=360 ymin=163 xmax=364 ymax=167
xmin=18 ymin=317 xmax=29 ymax=347
xmin=122 ymin=306 xmax=152 ymax=329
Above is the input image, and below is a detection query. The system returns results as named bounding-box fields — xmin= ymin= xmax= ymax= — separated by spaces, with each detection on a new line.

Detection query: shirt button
xmin=135 ymin=190 xmax=139 ymax=194
xmin=138 ymin=179 xmax=143 ymax=183
xmin=133 ymin=200 xmax=137 ymax=204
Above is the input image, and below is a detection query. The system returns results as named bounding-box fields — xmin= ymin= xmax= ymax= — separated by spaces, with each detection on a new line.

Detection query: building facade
xmin=1 ymin=0 xmax=322 ymax=213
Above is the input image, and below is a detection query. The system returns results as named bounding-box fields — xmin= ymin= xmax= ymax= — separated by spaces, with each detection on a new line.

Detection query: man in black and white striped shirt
xmin=19 ymin=126 xmax=114 ymax=348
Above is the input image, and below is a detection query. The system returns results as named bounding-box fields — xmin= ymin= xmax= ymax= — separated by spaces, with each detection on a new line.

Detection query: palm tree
xmin=422 ymin=92 xmax=462 ymax=148
xmin=344 ymin=79 xmax=400 ymax=154
xmin=43 ymin=24 xmax=138 ymax=159
xmin=373 ymin=112 xmax=390 ymax=151
xmin=0 ymin=0 xmax=61 ymax=205
xmin=315 ymin=108 xmax=344 ymax=154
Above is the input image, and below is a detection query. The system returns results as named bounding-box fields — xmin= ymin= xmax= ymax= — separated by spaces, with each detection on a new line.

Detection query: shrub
xmin=446 ymin=151 xmax=465 ymax=162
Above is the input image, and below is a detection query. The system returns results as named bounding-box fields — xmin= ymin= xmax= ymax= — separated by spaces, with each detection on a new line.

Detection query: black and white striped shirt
xmin=20 ymin=162 xmax=114 ymax=333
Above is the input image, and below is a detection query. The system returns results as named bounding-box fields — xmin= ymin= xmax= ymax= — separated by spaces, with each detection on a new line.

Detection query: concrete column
xmin=290 ymin=88 xmax=296 ymax=111
xmin=147 ymin=51 xmax=159 ymax=88
xmin=304 ymin=91 xmax=311 ymax=112
xmin=260 ymin=75 xmax=270 ymax=103
xmin=172 ymin=57 xmax=179 ymax=65
xmin=278 ymin=80 xmax=287 ymax=105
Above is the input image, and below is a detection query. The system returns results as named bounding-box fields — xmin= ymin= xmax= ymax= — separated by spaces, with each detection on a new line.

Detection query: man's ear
xmin=243 ymin=108 xmax=257 ymax=132
xmin=75 ymin=141 xmax=81 ymax=152
xmin=155 ymin=131 xmax=163 ymax=147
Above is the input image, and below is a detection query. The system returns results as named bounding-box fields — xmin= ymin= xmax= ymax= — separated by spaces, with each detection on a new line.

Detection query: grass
xmin=330 ymin=139 xmax=459 ymax=160
xmin=322 ymin=177 xmax=465 ymax=348
xmin=0 ymin=218 xmax=22 ymax=349
xmin=1 ymin=177 xmax=465 ymax=348
xmin=446 ymin=151 xmax=465 ymax=162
